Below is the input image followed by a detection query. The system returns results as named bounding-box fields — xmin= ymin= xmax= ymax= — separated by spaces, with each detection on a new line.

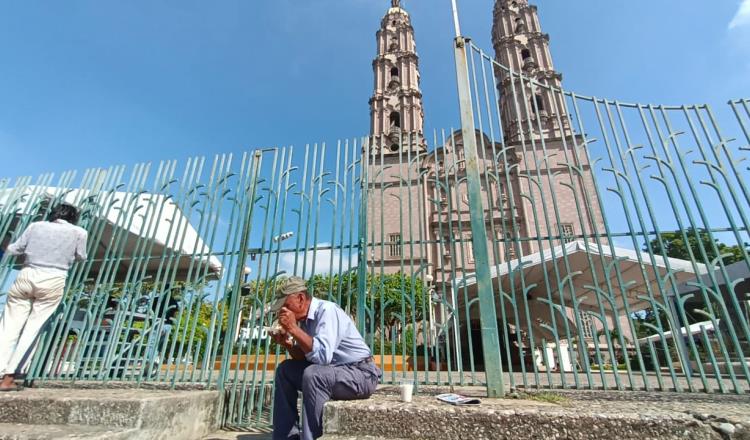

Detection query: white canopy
xmin=1 ymin=186 xmax=223 ymax=282
xmin=451 ymin=240 xmax=709 ymax=343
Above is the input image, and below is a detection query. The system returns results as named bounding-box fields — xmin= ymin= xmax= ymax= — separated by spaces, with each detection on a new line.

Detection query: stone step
xmin=0 ymin=423 xmax=139 ymax=440
xmin=202 ymin=432 xmax=407 ymax=440
xmin=0 ymin=388 xmax=221 ymax=440
xmin=701 ymin=361 xmax=750 ymax=376
xmin=322 ymin=436 xmax=409 ymax=440
xmin=322 ymin=392 xmax=737 ymax=440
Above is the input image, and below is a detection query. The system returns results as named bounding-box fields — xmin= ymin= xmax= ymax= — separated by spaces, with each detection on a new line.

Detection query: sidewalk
xmin=206 ymin=386 xmax=750 ymax=440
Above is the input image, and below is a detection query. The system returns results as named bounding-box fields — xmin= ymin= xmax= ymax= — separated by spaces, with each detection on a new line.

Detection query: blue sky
xmin=1 ymin=0 xmax=748 ymax=180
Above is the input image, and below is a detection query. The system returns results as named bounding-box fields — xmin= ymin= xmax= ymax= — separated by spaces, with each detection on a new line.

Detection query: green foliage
xmin=75 ymin=279 xmax=223 ymax=362
xmin=363 ymin=272 xmax=427 ymax=329
xmin=646 ymin=228 xmax=748 ymax=266
xmin=372 ymin=327 xmax=416 ymax=356
xmin=240 ymin=271 xmax=427 ymax=331
xmin=239 ymin=271 xmax=426 ymax=356
xmin=170 ymin=297 xmax=229 ymax=360
xmin=632 ymin=308 xmax=670 ymax=339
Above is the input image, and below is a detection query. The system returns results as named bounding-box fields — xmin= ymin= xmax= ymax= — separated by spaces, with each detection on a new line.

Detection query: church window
xmin=389 ymin=143 xmax=400 ymax=152
xmin=439 ymin=190 xmax=448 ymax=205
xmin=558 ymin=223 xmax=574 ymax=243
xmin=390 ymin=67 xmax=399 ymax=78
xmin=457 ymin=148 xmax=465 ymax=170
xmin=466 ymin=234 xmax=474 ymax=264
xmin=536 ymin=95 xmax=544 ymax=110
xmin=530 ymin=94 xmax=543 ymax=111
xmin=497 ymin=182 xmax=508 ymax=206
xmin=504 ymin=231 xmax=516 ymax=260
xmin=579 ymin=311 xmax=594 ymax=339
xmin=389 ymin=36 xmax=399 ymax=51
xmin=521 ymin=48 xmax=532 ymax=61
xmin=390 ymin=111 xmax=401 ymax=128
xmin=388 ymin=234 xmax=402 ymax=257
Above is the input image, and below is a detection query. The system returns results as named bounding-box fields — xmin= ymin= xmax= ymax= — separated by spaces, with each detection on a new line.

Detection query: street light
xmin=273 ymin=231 xmax=294 ymax=243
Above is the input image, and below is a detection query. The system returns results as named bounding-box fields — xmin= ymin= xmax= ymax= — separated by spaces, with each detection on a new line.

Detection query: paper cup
xmin=400 ymin=378 xmax=414 ymax=403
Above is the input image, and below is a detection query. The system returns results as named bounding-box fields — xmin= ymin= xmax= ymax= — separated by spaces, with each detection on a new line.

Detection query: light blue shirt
xmin=301 ymin=297 xmax=371 ymax=366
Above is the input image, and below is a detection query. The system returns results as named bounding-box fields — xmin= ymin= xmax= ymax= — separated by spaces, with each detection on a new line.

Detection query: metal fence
xmin=0 ymin=36 xmax=749 ymax=430
xmin=454 ymin=40 xmax=750 ymax=396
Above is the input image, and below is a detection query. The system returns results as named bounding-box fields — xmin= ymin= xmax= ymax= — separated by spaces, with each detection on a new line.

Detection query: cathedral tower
xmin=491 ymin=0 xmax=603 ymax=253
xmin=366 ymin=0 xmax=428 ymax=276
xmin=370 ymin=0 xmax=426 ymax=154
xmin=492 ymin=0 xmax=570 ymax=142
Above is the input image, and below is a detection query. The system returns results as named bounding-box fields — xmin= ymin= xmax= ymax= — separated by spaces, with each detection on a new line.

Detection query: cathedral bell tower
xmin=492 ymin=0 xmax=570 ymax=142
xmin=369 ymin=0 xmax=426 ymax=154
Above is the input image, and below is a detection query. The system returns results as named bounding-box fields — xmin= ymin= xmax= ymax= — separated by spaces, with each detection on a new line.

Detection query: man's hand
xmin=278 ymin=307 xmax=298 ymax=332
xmin=271 ymin=331 xmax=293 ymax=350
xmin=271 ymin=329 xmax=306 ymax=360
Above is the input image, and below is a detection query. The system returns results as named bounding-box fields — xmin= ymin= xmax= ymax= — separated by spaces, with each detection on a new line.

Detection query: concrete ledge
xmin=323 ymin=388 xmax=750 ymax=440
xmin=0 ymin=389 xmax=222 ymax=440
xmin=0 ymin=423 xmax=139 ymax=440
xmin=30 ymin=380 xmax=213 ymax=391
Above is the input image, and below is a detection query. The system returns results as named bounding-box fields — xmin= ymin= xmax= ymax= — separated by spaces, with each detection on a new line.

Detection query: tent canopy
xmin=451 ymin=240 xmax=708 ymax=343
xmin=1 ymin=186 xmax=223 ymax=282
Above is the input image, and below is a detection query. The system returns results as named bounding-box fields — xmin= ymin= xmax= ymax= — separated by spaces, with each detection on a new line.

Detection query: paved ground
xmin=204 ymin=385 xmax=750 ymax=440
xmin=40 ymin=369 xmax=748 ymax=394
xmin=203 ymin=430 xmax=270 ymax=440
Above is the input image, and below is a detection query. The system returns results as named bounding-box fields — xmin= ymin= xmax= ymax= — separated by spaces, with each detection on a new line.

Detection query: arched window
xmin=535 ymin=95 xmax=544 ymax=111
xmin=515 ymin=18 xmax=525 ymax=32
xmin=390 ymin=67 xmax=399 ymax=78
xmin=531 ymin=95 xmax=545 ymax=114
xmin=390 ymin=111 xmax=401 ymax=128
xmin=389 ymin=36 xmax=399 ymax=51
xmin=521 ymin=48 xmax=531 ymax=60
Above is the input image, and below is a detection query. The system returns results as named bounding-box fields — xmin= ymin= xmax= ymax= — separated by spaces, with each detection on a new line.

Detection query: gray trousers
xmin=272 ymin=359 xmax=380 ymax=440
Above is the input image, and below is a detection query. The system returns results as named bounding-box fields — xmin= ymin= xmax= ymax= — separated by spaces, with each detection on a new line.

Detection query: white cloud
xmin=729 ymin=0 xmax=750 ymax=30
xmin=278 ymin=242 xmax=358 ymax=277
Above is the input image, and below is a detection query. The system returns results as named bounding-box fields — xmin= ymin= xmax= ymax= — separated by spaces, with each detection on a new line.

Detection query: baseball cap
xmin=270 ymin=276 xmax=308 ymax=313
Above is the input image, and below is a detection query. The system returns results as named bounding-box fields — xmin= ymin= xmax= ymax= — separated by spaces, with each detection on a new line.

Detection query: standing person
xmin=0 ymin=204 xmax=88 ymax=391
xmin=270 ymin=277 xmax=381 ymax=440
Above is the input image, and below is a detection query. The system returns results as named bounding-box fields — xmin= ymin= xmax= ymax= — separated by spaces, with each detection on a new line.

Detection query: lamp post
xmin=424 ymin=274 xmax=436 ymax=348
xmin=450 ymin=0 xmax=462 ymax=37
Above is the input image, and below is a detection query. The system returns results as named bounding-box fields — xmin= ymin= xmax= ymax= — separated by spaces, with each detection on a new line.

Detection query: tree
xmin=643 ymin=228 xmax=748 ymax=352
xmin=646 ymin=228 xmax=748 ymax=266
xmin=239 ymin=271 xmax=428 ymax=354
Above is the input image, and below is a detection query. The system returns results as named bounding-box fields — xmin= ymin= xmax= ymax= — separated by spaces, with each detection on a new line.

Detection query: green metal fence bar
xmin=454 ymin=35 xmax=505 ymax=397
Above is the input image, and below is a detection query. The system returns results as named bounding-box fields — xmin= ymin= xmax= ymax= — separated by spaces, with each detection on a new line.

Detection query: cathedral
xmin=365 ymin=0 xmax=631 ymax=369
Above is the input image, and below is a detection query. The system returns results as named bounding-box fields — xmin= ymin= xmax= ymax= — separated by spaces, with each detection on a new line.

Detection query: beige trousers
xmin=0 ymin=267 xmax=66 ymax=376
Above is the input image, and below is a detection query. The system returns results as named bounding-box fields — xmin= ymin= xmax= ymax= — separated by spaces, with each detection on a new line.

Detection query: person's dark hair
xmin=48 ymin=203 xmax=80 ymax=225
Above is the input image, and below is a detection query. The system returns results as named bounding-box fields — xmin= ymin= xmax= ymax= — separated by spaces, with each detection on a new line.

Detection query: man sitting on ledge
xmin=270 ymin=276 xmax=381 ymax=440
